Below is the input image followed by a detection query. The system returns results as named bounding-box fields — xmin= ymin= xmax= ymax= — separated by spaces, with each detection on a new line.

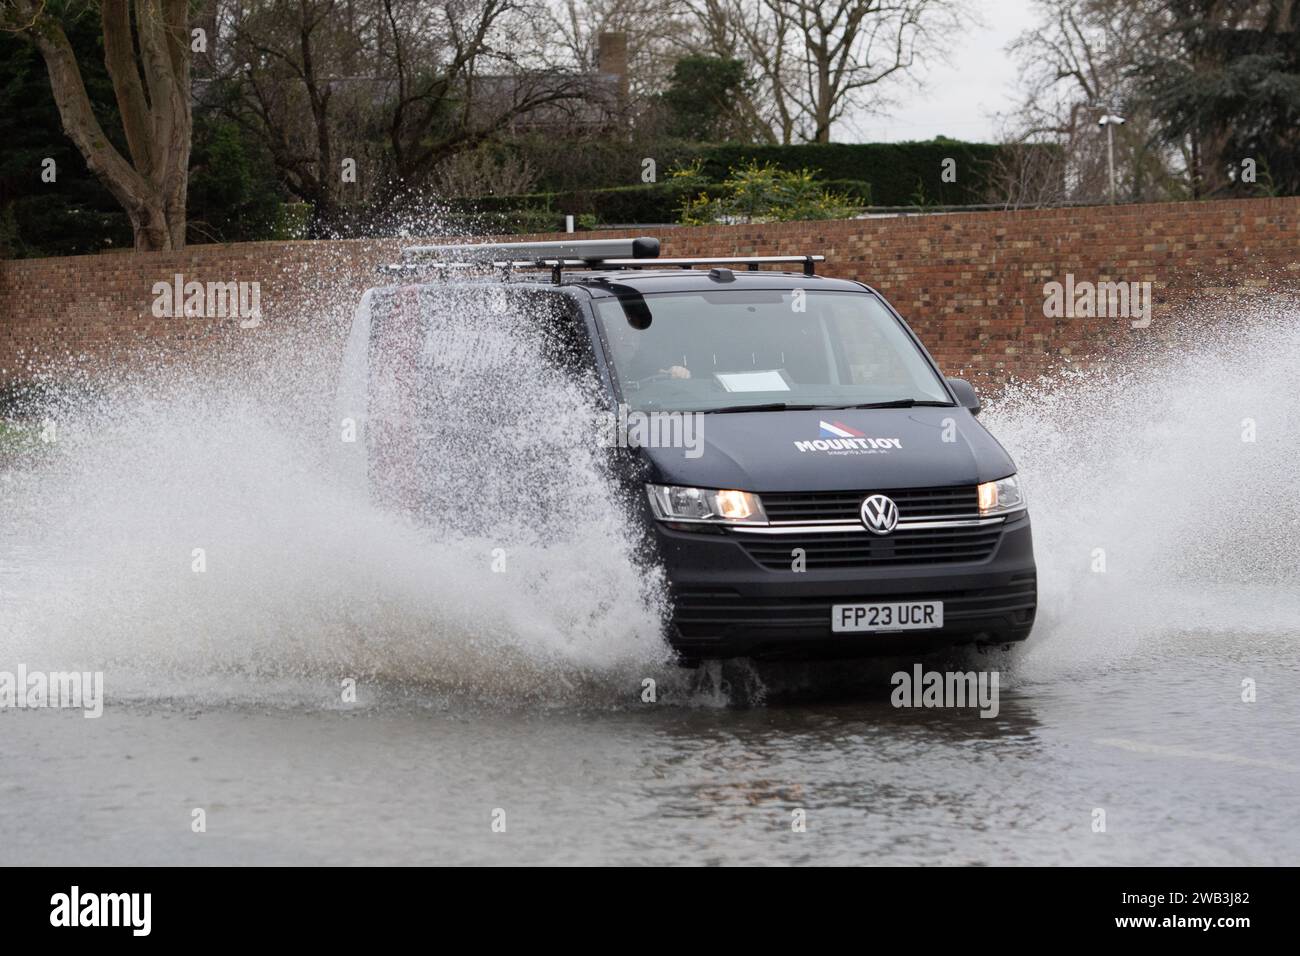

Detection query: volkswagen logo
xmin=860 ymin=494 xmax=900 ymax=535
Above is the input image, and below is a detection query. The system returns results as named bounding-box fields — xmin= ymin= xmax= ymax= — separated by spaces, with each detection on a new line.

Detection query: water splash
xmin=983 ymin=295 xmax=1300 ymax=676
xmin=0 ymin=282 xmax=672 ymax=707
xmin=2 ymin=288 xmax=1296 ymax=707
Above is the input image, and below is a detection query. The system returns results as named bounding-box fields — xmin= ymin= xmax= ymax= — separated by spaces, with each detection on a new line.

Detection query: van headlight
xmin=646 ymin=484 xmax=767 ymax=524
xmin=977 ymin=475 xmax=1026 ymax=515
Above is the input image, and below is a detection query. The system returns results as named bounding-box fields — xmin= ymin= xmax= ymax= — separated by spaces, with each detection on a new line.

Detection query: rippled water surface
xmin=3 ymin=637 xmax=1298 ymax=865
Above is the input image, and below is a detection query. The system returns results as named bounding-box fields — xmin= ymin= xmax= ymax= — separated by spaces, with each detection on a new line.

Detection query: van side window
xmin=817 ymin=299 xmax=923 ymax=394
xmin=512 ymin=288 xmax=598 ymax=377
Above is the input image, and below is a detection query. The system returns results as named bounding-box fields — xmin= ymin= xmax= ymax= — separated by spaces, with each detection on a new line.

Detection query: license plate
xmin=831 ymin=601 xmax=944 ymax=633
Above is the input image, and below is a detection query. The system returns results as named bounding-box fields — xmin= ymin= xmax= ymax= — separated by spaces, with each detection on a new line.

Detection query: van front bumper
xmin=655 ymin=511 xmax=1037 ymax=661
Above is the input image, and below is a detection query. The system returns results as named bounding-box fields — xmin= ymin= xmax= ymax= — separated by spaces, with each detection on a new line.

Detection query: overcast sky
xmin=843 ymin=0 xmax=1041 ymax=143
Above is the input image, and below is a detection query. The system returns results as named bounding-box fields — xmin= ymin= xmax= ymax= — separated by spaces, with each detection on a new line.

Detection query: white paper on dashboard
xmin=715 ymin=370 xmax=790 ymax=392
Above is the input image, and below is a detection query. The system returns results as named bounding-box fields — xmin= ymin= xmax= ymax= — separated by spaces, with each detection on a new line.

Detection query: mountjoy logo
xmin=152 ymin=273 xmax=262 ymax=328
xmin=794 ymin=421 xmax=902 ymax=455
xmin=1043 ymin=273 xmax=1151 ymax=328
xmin=50 ymin=886 xmax=151 ymax=936
xmin=891 ymin=664 xmax=1000 ymax=718
xmin=0 ymin=665 xmax=103 ymax=718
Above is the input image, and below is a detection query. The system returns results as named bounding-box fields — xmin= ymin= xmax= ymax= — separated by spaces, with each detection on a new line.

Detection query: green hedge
xmin=512 ymin=136 xmax=1024 ymax=206
xmin=448 ymin=140 xmax=1063 ymax=223
xmin=450 ymin=177 xmax=872 ymax=226
xmin=450 ymin=181 xmax=699 ymax=225
xmin=691 ymin=141 xmax=1002 ymax=206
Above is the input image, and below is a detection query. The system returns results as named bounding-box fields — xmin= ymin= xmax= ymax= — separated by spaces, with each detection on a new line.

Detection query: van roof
xmin=373 ymin=269 xmax=873 ymax=297
xmin=379 ymin=236 xmax=872 ymax=294
xmin=558 ymin=269 xmax=871 ymax=296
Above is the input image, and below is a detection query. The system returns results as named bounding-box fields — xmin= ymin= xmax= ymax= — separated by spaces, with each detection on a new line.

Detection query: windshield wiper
xmin=695 ymin=399 xmax=955 ymax=414
xmin=701 ymin=402 xmax=829 ymax=414
xmin=826 ymin=399 xmax=956 ymax=409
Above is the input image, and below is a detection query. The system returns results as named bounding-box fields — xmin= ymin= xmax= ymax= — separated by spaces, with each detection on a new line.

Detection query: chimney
xmin=597 ymin=32 xmax=629 ymax=98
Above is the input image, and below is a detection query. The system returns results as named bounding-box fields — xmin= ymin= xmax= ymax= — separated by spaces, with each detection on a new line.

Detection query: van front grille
xmin=734 ymin=523 xmax=1002 ymax=570
xmin=760 ymin=486 xmax=978 ymax=523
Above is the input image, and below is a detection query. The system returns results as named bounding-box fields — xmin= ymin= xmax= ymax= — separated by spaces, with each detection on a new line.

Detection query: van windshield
xmin=593 ymin=288 xmax=953 ymax=412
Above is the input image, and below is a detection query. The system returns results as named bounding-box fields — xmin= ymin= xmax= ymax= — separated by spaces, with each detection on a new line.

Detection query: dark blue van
xmin=366 ymin=237 xmax=1036 ymax=663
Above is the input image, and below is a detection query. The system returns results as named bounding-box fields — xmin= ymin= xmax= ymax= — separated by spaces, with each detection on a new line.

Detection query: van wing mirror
xmin=946 ymin=377 xmax=981 ymax=415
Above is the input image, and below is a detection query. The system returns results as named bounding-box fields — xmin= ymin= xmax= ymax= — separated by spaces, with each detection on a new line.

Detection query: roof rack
xmin=402 ymin=236 xmax=660 ymax=263
xmin=382 ymin=236 xmax=825 ymax=283
xmin=594 ymin=255 xmax=825 ymax=277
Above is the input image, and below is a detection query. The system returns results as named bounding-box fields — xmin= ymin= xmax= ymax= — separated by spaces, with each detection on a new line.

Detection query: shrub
xmin=691 ymin=140 xmax=1004 ymax=206
xmin=678 ymin=163 xmax=860 ymax=224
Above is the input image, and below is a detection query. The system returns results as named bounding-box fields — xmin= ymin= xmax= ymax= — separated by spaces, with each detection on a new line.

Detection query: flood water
xmin=1 ymin=293 xmax=1297 ymax=865
xmin=3 ymin=634 xmax=1299 ymax=866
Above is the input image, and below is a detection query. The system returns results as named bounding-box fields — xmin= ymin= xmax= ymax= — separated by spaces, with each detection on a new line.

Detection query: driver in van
xmin=607 ymin=320 xmax=691 ymax=384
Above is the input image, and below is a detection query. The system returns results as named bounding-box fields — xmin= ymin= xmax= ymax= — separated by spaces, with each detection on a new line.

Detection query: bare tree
xmin=380 ymin=0 xmax=590 ymax=195
xmin=681 ymin=0 xmax=963 ymax=143
xmin=218 ymin=0 xmax=377 ymax=227
xmin=432 ymin=144 xmax=538 ymax=196
xmin=983 ymin=131 xmax=1070 ymax=208
xmin=543 ymin=0 xmax=694 ymax=108
xmin=213 ymin=0 xmax=592 ymax=227
xmin=682 ymin=0 xmax=796 ymax=142
xmin=778 ymin=0 xmax=961 ymax=143
xmin=2 ymin=0 xmax=193 ymax=250
xmin=999 ymin=0 xmax=1187 ymax=203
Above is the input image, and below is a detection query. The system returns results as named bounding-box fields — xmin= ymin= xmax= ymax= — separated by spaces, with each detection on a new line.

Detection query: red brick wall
xmin=1 ymin=197 xmax=1296 ymax=388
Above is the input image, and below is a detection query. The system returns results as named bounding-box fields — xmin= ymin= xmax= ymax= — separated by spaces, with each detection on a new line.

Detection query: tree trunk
xmin=8 ymin=0 xmax=190 ymax=252
xmin=813 ymin=49 xmax=834 ymax=143
xmin=132 ymin=200 xmax=172 ymax=251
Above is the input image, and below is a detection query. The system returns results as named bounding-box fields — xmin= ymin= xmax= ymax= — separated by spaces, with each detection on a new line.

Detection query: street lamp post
xmin=1098 ymin=114 xmax=1126 ymax=204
